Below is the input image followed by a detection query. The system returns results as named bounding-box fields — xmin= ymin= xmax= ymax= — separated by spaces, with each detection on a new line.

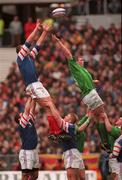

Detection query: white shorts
xmin=26 ymin=81 xmax=50 ymax=99
xmin=82 ymin=89 xmax=104 ymax=110
xmin=109 ymin=158 xmax=120 ymax=175
xmin=63 ymin=148 xmax=85 ymax=169
xmin=19 ymin=149 xmax=39 ymax=170
xmin=119 ymin=163 xmax=122 ymax=180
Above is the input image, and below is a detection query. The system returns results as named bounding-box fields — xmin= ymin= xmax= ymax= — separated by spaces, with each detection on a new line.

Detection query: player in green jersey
xmin=103 ymin=116 xmax=122 ymax=179
xmin=52 ymin=34 xmax=109 ymax=144
xmin=96 ymin=116 xmax=122 ymax=179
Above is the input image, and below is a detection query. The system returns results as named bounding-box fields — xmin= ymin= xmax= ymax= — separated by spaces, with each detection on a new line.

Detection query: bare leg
xmin=30 ymin=170 xmax=38 ymax=180
xmin=30 ymin=99 xmax=36 ymax=115
xmin=79 ymin=169 xmax=85 ymax=180
xmin=92 ymin=105 xmax=109 ymax=124
xmin=67 ymin=168 xmax=81 ymax=180
xmin=23 ymin=97 xmax=32 ymax=118
xmin=22 ymin=172 xmax=30 ymax=180
xmin=92 ymin=105 xmax=105 ymax=117
xmin=36 ymin=97 xmax=62 ymax=122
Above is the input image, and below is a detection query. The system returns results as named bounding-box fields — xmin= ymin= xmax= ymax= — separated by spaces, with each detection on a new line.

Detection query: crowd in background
xmin=0 ymin=0 xmax=121 ymax=47
xmin=72 ymin=0 xmax=121 ymax=15
xmin=0 ymin=15 xmax=121 ymax=170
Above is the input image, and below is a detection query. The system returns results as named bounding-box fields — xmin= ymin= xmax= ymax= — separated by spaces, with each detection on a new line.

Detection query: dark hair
xmin=16 ymin=45 xmax=22 ymax=53
xmin=69 ymin=113 xmax=78 ymax=123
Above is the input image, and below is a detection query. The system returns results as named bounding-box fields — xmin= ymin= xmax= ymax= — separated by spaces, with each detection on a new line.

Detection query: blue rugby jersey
xmin=60 ymin=120 xmax=77 ymax=152
xmin=18 ymin=119 xmax=38 ymax=150
xmin=17 ymin=42 xmax=40 ymax=86
xmin=112 ymin=135 xmax=122 ymax=162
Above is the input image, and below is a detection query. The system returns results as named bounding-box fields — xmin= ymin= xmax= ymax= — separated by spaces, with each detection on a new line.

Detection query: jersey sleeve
xmin=112 ymin=139 xmax=122 ymax=157
xmin=77 ymin=115 xmax=89 ymax=126
xmin=19 ymin=113 xmax=29 ymax=128
xmin=30 ymin=45 xmax=41 ymax=60
xmin=109 ymin=126 xmax=121 ymax=138
xmin=18 ymin=41 xmax=31 ymax=61
xmin=60 ymin=120 xmax=77 ymax=135
xmin=68 ymin=57 xmax=76 ymax=64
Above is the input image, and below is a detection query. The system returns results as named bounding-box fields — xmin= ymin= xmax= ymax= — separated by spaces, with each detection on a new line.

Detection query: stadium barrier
xmin=0 ymin=170 xmax=97 ymax=180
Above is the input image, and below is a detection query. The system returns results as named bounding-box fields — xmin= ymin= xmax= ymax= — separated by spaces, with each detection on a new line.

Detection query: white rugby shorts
xmin=82 ymin=89 xmax=104 ymax=110
xmin=19 ymin=149 xmax=39 ymax=170
xmin=109 ymin=157 xmax=120 ymax=175
xmin=26 ymin=81 xmax=50 ymax=99
xmin=63 ymin=148 xmax=85 ymax=169
xmin=119 ymin=163 xmax=122 ymax=180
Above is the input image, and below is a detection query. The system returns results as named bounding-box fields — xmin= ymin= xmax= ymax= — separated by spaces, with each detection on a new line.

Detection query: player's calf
xmin=30 ymin=168 xmax=39 ymax=180
xmin=22 ymin=170 xmax=30 ymax=180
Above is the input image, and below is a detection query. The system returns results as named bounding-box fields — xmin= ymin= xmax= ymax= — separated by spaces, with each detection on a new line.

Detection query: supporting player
xmin=47 ymin=100 xmax=91 ymax=180
xmin=104 ymin=117 xmax=122 ymax=180
xmin=15 ymin=98 xmax=39 ymax=180
xmin=16 ymin=21 xmax=62 ymax=124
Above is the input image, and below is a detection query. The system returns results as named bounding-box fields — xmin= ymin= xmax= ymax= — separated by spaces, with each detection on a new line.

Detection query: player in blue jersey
xmin=15 ymin=98 xmax=39 ymax=180
xmin=16 ymin=21 xmax=62 ymax=125
xmin=47 ymin=101 xmax=90 ymax=180
xmin=60 ymin=113 xmax=90 ymax=180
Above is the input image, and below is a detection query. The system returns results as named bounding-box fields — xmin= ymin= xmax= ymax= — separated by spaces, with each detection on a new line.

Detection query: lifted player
xmin=16 ymin=22 xmax=62 ymax=123
xmin=52 ymin=35 xmax=109 ymax=123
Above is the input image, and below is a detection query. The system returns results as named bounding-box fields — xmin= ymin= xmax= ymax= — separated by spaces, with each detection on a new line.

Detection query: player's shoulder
xmin=118 ymin=135 xmax=122 ymax=143
xmin=68 ymin=123 xmax=77 ymax=134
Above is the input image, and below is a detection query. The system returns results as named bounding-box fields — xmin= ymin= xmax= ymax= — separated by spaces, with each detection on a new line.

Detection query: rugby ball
xmin=52 ymin=8 xmax=66 ymax=17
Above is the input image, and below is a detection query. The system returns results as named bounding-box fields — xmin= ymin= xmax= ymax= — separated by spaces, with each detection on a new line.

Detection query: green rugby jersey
xmin=68 ymin=58 xmax=95 ymax=98
xmin=108 ymin=127 xmax=121 ymax=151
xmin=96 ymin=123 xmax=121 ymax=153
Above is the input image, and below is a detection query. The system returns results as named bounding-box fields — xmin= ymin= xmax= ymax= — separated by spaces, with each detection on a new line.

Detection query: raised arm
xmin=77 ymin=116 xmax=90 ymax=132
xmin=26 ymin=21 xmax=42 ymax=44
xmin=101 ymin=113 xmax=112 ymax=132
xmin=17 ymin=21 xmax=42 ymax=60
xmin=36 ymin=25 xmax=50 ymax=46
xmin=52 ymin=34 xmax=73 ymax=60
xmin=30 ymin=23 xmax=52 ymax=59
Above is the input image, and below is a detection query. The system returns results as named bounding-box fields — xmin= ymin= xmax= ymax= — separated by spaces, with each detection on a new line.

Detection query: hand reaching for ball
xmin=42 ymin=23 xmax=53 ymax=32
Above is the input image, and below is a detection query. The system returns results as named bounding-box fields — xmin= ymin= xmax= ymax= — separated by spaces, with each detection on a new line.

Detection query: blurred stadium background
xmin=0 ymin=0 xmax=121 ymax=179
